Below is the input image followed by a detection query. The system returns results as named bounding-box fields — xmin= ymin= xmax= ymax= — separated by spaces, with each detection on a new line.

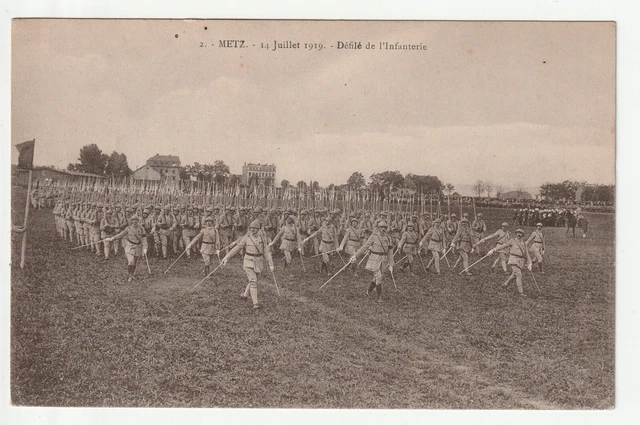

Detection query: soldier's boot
xmin=366 ymin=281 xmax=376 ymax=297
xmin=204 ymin=265 xmax=210 ymax=277
xmin=162 ymin=245 xmax=168 ymax=259
xmin=538 ymin=262 xmax=545 ymax=274
xmin=375 ymin=284 xmax=382 ymax=302
xmin=127 ymin=265 xmax=135 ymax=282
xmin=320 ymin=262 xmax=326 ymax=274
xmin=324 ymin=262 xmax=331 ymax=276
xmin=155 ymin=243 xmax=161 ymax=257
xmin=249 ymin=285 xmax=259 ymax=309
xmin=352 ymin=263 xmax=359 ymax=277
xmin=409 ymin=263 xmax=416 ymax=276
xmin=453 ymin=256 xmax=461 ymax=270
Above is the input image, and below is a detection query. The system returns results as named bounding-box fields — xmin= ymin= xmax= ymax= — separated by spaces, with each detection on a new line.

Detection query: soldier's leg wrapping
xmin=182 ymin=234 xmax=192 ymax=257
xmin=461 ymin=251 xmax=469 ymax=272
xmin=284 ymin=250 xmax=292 ymax=265
xmin=513 ymin=266 xmax=523 ymax=294
xmin=103 ymin=239 xmax=111 ymax=259
xmin=431 ymin=249 xmax=440 ymax=273
xmin=313 ymin=237 xmax=319 ymax=255
xmin=160 ymin=233 xmax=168 ymax=257
xmin=500 ymin=252 xmax=508 ymax=272
xmin=374 ymin=269 xmax=383 ymax=297
xmin=244 ymin=268 xmax=259 ymax=306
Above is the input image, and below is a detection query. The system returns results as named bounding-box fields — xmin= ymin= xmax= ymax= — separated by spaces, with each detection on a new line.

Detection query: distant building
xmin=12 ymin=166 xmax=107 ymax=187
xmin=497 ymin=190 xmax=533 ymax=200
xmin=133 ymin=154 xmax=181 ymax=182
xmin=242 ymin=162 xmax=276 ymax=187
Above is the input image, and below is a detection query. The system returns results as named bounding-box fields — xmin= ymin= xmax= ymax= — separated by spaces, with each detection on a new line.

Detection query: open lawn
xmin=10 ymin=187 xmax=615 ymax=408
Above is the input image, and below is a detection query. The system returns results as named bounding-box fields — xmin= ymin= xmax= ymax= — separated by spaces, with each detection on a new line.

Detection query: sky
xmin=11 ymin=20 xmax=615 ymax=195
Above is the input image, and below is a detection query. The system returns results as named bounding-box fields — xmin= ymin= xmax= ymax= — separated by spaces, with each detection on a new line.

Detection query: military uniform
xmin=222 ymin=220 xmax=274 ymax=309
xmin=218 ymin=209 xmax=236 ymax=255
xmin=109 ymin=216 xmax=149 ymax=282
xmin=420 ymin=220 xmax=445 ymax=274
xmin=471 ymin=214 xmax=487 ymax=254
xmin=307 ymin=219 xmax=339 ymax=274
xmin=492 ymin=230 xmax=531 ymax=296
xmin=451 ymin=219 xmax=474 ymax=275
xmin=352 ymin=221 xmax=395 ymax=302
xmin=188 ymin=217 xmax=219 ymax=276
xmin=398 ymin=224 xmax=419 ymax=275
xmin=270 ymin=218 xmax=302 ymax=269
xmin=481 ymin=223 xmax=512 ymax=273
xmin=526 ymin=224 xmax=545 ymax=273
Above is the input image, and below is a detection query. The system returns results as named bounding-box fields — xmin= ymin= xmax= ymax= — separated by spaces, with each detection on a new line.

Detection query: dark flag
xmin=15 ymin=139 xmax=35 ymax=169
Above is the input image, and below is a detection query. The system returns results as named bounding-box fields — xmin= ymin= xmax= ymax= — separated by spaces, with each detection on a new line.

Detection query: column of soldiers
xmin=52 ymin=198 xmax=551 ymax=304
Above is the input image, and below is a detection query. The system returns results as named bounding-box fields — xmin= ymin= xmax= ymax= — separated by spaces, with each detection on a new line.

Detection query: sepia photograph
xmin=8 ymin=15 xmax=619 ymax=415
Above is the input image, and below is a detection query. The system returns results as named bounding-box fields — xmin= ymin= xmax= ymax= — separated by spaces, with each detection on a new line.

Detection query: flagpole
xmin=20 ymin=169 xmax=33 ymax=269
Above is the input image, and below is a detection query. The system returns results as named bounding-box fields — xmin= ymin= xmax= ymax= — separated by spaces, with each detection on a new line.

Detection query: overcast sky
xmin=11 ymin=20 xmax=615 ymax=194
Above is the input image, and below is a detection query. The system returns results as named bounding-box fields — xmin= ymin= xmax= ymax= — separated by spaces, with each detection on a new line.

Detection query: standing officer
xmin=221 ymin=219 xmax=274 ymax=310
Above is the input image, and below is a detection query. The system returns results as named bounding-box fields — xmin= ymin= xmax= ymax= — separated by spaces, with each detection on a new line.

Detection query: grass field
xmin=10 ymin=187 xmax=615 ymax=408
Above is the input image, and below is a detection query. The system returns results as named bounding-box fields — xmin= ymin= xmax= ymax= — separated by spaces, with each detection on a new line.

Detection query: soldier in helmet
xmin=478 ymin=222 xmax=512 ymax=274
xmin=305 ymin=216 xmax=339 ymax=275
xmin=339 ymin=217 xmax=364 ymax=276
xmin=451 ymin=218 xmax=474 ymax=275
xmin=187 ymin=216 xmax=220 ymax=277
xmin=419 ymin=218 xmax=445 ymax=274
xmin=100 ymin=209 xmax=118 ymax=260
xmin=180 ymin=206 xmax=200 ymax=258
xmin=221 ymin=219 xmax=274 ymax=310
xmin=397 ymin=222 xmax=419 ymax=275
xmin=308 ymin=210 xmax=323 ymax=255
xmin=270 ymin=214 xmax=302 ymax=273
xmin=106 ymin=215 xmax=148 ymax=283
xmin=471 ymin=213 xmax=487 ymax=254
xmin=489 ymin=228 xmax=532 ymax=296
xmin=349 ymin=220 xmax=395 ymax=302
xmin=526 ymin=222 xmax=546 ymax=274
xmin=218 ymin=207 xmax=236 ymax=255
xmin=297 ymin=209 xmax=311 ymax=255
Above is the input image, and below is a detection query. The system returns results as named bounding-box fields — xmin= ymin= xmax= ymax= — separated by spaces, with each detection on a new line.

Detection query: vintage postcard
xmin=9 ymin=18 xmax=615 ymax=415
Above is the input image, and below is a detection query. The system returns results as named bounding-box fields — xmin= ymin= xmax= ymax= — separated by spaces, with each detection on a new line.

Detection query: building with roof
xmin=133 ymin=154 xmax=181 ymax=182
xmin=11 ymin=166 xmax=107 ymax=187
xmin=241 ymin=162 xmax=276 ymax=187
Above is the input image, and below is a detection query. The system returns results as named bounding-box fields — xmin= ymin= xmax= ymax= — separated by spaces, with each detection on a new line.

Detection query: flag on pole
xmin=15 ymin=139 xmax=35 ymax=170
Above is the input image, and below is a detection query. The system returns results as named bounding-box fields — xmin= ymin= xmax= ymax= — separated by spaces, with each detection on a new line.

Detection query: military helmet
xmin=350 ymin=217 xmax=359 ymax=224
xmin=407 ymin=222 xmax=415 ymax=228
xmin=515 ymin=228 xmax=525 ymax=236
xmin=249 ymin=219 xmax=261 ymax=229
xmin=377 ymin=220 xmax=388 ymax=228
xmin=501 ymin=222 xmax=509 ymax=227
xmin=130 ymin=214 xmax=140 ymax=221
xmin=536 ymin=222 xmax=543 ymax=227
xmin=205 ymin=216 xmax=214 ymax=223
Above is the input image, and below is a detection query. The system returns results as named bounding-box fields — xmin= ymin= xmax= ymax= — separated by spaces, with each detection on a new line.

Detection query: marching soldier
xmin=221 ymin=219 xmax=275 ymax=310
xmin=451 ymin=218 xmax=474 ymax=275
xmin=106 ymin=215 xmax=148 ymax=283
xmin=419 ymin=218 xmax=445 ymax=274
xmin=349 ymin=220 xmax=395 ymax=303
xmin=218 ymin=207 xmax=236 ymax=255
xmin=478 ymin=222 xmax=512 ymax=274
xmin=526 ymin=222 xmax=545 ymax=274
xmin=305 ymin=217 xmax=339 ymax=275
xmin=489 ymin=228 xmax=532 ymax=297
xmin=270 ymin=215 xmax=302 ymax=272
xmin=471 ymin=213 xmax=487 ymax=254
xmin=445 ymin=213 xmax=458 ymax=246
xmin=297 ymin=209 xmax=311 ymax=255
xmin=397 ymin=222 xmax=419 ymax=275
xmin=309 ymin=210 xmax=323 ymax=255
xmin=187 ymin=216 xmax=220 ymax=277
xmin=339 ymin=217 xmax=364 ymax=276
xmin=100 ymin=209 xmax=118 ymax=260
xmin=180 ymin=206 xmax=200 ymax=258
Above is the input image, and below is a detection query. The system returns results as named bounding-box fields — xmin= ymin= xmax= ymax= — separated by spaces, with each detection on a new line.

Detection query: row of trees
xmin=67 ymin=144 xmax=132 ymax=178
xmin=539 ymin=180 xmax=615 ymax=204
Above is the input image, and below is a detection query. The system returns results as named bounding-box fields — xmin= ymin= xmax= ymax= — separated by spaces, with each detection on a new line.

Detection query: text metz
xmin=219 ymin=40 xmax=246 ymax=48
